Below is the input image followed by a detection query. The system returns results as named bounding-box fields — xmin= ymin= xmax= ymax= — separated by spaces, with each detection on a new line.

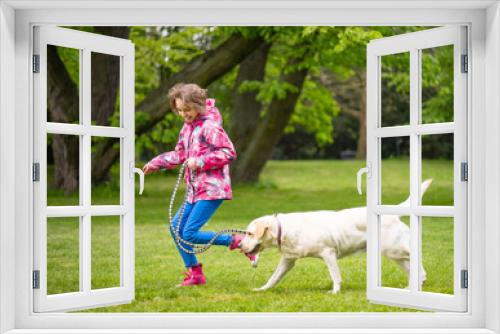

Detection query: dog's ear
xmin=254 ymin=220 xmax=270 ymax=240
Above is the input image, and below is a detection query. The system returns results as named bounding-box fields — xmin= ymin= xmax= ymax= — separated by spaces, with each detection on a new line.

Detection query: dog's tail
xmin=397 ymin=179 xmax=433 ymax=208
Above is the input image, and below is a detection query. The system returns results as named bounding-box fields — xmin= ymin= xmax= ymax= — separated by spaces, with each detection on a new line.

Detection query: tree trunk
xmin=47 ymin=45 xmax=81 ymax=193
xmin=91 ymin=27 xmax=130 ymax=126
xmin=91 ymin=33 xmax=266 ymax=184
xmin=51 ymin=135 xmax=80 ymax=194
xmin=355 ymin=70 xmax=367 ymax=160
xmin=232 ymin=60 xmax=309 ymax=183
xmin=230 ymin=42 xmax=272 ymax=155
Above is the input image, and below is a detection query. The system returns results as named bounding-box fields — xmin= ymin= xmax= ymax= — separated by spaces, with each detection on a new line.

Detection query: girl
xmin=142 ymin=83 xmax=253 ymax=287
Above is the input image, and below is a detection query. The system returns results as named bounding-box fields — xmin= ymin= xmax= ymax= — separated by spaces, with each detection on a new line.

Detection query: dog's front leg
xmin=321 ymin=249 xmax=342 ymax=294
xmin=253 ymin=256 xmax=296 ymax=292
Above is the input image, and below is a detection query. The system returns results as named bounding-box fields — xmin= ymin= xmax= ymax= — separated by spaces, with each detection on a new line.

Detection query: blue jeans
xmin=169 ymin=199 xmax=232 ymax=268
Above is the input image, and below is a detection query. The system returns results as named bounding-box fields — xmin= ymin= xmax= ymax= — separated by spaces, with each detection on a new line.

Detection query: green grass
xmin=45 ymin=159 xmax=455 ymax=312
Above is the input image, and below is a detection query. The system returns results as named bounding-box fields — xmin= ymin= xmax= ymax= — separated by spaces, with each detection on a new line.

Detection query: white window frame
xmin=366 ymin=26 xmax=468 ymax=312
xmin=0 ymin=1 xmax=499 ymax=333
xmin=32 ymin=26 xmax=136 ymax=312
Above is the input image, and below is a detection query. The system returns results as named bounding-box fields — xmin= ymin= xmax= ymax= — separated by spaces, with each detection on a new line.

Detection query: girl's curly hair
xmin=168 ymin=83 xmax=207 ymax=113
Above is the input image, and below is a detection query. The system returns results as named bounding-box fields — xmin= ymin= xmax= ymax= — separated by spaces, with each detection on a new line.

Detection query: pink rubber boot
xmin=177 ymin=263 xmax=206 ymax=287
xmin=229 ymin=234 xmax=256 ymax=262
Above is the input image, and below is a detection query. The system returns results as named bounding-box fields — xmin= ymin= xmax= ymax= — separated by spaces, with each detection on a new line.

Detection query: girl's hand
xmin=186 ymin=158 xmax=198 ymax=171
xmin=143 ymin=163 xmax=156 ymax=175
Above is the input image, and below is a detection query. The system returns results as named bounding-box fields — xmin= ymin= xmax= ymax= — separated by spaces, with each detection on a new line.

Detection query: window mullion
xmin=81 ymin=48 xmax=92 ymax=294
xmin=409 ymin=48 xmax=421 ymax=293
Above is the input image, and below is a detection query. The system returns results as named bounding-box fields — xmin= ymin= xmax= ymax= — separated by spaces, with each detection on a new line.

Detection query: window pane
xmin=91 ymin=137 xmax=121 ymax=205
xmin=421 ymin=45 xmax=454 ymax=124
xmin=420 ymin=216 xmax=454 ymax=294
xmin=91 ymin=52 xmax=121 ymax=127
xmin=421 ymin=133 xmax=454 ymax=206
xmin=381 ymin=136 xmax=410 ymax=205
xmin=381 ymin=52 xmax=410 ymax=127
xmin=47 ymin=45 xmax=80 ymax=124
xmin=380 ymin=215 xmax=410 ymax=290
xmin=47 ymin=133 xmax=80 ymax=206
xmin=47 ymin=217 xmax=80 ymax=294
xmin=91 ymin=216 xmax=121 ymax=289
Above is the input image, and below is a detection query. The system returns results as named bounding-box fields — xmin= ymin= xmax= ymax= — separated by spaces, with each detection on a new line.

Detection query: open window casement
xmin=33 ymin=26 xmax=139 ymax=312
xmin=365 ymin=26 xmax=468 ymax=312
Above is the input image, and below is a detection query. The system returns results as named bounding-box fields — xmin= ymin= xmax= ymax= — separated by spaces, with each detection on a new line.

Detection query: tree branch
xmin=91 ymin=32 xmax=266 ymax=183
xmin=135 ymin=33 xmax=266 ymax=136
xmin=342 ymin=107 xmax=360 ymax=119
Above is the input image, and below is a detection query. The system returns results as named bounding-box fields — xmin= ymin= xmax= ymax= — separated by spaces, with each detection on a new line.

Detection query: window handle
xmin=130 ymin=162 xmax=144 ymax=195
xmin=356 ymin=162 xmax=371 ymax=195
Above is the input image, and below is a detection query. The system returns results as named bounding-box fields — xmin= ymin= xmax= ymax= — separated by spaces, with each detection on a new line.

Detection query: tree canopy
xmin=48 ymin=25 xmax=453 ymax=191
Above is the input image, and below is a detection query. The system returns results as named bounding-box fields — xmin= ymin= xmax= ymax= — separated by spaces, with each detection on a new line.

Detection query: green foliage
xmin=382 ymin=52 xmax=411 ymax=95
xmin=132 ymin=26 xmax=211 ymax=105
xmin=150 ymin=113 xmax=183 ymax=145
xmin=153 ymin=26 xmax=451 ymax=158
xmin=377 ymin=35 xmax=454 ymax=129
xmin=317 ymin=27 xmax=383 ymax=77
xmin=231 ymin=27 xmax=392 ymax=150
xmin=288 ymin=78 xmax=340 ymax=146
xmin=239 ymin=79 xmax=300 ymax=103
xmin=131 ymin=26 xmax=217 ymax=157
xmin=54 ymin=26 xmax=454 ymax=162
xmin=130 ymin=27 xmax=209 ymax=103
xmin=232 ymin=27 xmax=340 ymax=145
xmin=55 ymin=46 xmax=80 ymax=88
xmin=215 ymin=26 xmax=276 ymax=41
xmin=421 ymin=45 xmax=454 ymax=123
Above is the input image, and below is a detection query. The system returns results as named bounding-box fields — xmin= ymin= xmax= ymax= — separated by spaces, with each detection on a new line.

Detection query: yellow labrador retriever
xmin=239 ymin=180 xmax=432 ymax=294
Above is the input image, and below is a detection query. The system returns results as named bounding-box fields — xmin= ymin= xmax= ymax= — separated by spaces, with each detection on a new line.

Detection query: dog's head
xmin=239 ymin=216 xmax=275 ymax=255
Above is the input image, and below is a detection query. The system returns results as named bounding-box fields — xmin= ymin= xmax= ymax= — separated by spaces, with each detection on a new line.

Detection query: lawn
xmin=45 ymin=159 xmax=455 ymax=312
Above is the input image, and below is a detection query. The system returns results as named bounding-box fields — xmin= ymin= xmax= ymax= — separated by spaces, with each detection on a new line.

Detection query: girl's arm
xmin=196 ymin=123 xmax=236 ymax=171
xmin=146 ymin=131 xmax=186 ymax=172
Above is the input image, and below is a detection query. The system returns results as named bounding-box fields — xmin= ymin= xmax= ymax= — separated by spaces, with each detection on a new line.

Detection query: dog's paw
xmin=328 ymin=288 xmax=341 ymax=294
xmin=253 ymin=287 xmax=267 ymax=292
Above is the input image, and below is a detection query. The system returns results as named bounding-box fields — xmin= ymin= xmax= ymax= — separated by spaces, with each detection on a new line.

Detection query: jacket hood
xmin=204 ymin=98 xmax=222 ymax=126
xmin=187 ymin=98 xmax=223 ymax=127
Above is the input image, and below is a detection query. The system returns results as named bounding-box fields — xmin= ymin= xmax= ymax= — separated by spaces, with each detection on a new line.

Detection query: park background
xmin=45 ymin=26 xmax=455 ymax=312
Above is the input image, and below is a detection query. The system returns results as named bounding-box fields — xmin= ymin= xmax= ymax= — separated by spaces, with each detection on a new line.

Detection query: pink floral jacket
xmin=147 ymin=98 xmax=236 ymax=203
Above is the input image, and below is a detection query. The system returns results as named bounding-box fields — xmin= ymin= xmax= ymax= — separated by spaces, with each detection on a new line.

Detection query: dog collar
xmin=274 ymin=213 xmax=282 ymax=251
